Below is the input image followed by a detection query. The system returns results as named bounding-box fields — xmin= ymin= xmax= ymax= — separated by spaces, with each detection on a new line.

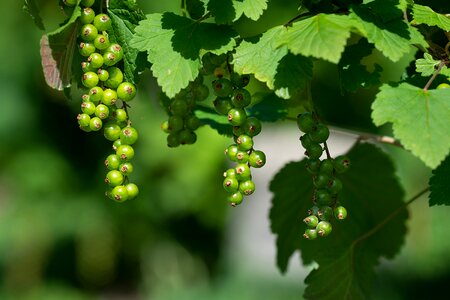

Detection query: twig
xmin=423 ymin=60 xmax=446 ymax=92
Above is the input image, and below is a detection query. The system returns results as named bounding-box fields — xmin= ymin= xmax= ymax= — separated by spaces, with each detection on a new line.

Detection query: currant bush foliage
xmin=29 ymin=0 xmax=450 ymax=298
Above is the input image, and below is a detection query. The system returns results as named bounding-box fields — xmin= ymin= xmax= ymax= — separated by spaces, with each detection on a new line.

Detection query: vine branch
xmin=423 ymin=60 xmax=446 ymax=92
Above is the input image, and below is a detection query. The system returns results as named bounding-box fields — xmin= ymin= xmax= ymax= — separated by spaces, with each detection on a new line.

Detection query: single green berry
xmin=81 ymin=0 xmax=95 ymax=7
xmin=213 ymin=98 xmax=233 ymax=115
xmin=79 ymin=42 xmax=96 ymax=57
xmin=236 ymin=151 xmax=249 ymax=163
xmin=230 ymin=73 xmax=250 ymax=88
xmin=437 ymin=83 xmax=450 ymax=89
xmin=94 ymin=34 xmax=110 ymax=50
xmin=178 ymin=129 xmax=197 ymax=145
xmin=111 ymin=185 xmax=129 ymax=202
xmin=227 ymin=108 xmax=247 ymax=126
xmin=112 ymin=139 xmax=122 ymax=151
xmin=320 ymin=159 xmax=334 ymax=175
xmin=105 ymin=170 xmax=124 ymax=187
xmin=231 ymin=88 xmax=251 ymax=108
xmin=334 ymin=206 xmax=347 ymax=220
xmin=88 ymin=86 xmax=103 ymax=103
xmin=107 ymin=44 xmax=124 ymax=62
xmin=303 ymin=215 xmax=319 ymax=228
xmin=227 ymin=191 xmax=244 ymax=206
xmin=303 ymin=229 xmax=318 ymax=240
xmin=120 ymin=126 xmax=139 ymax=145
xmin=297 ymin=112 xmax=316 ymax=133
xmin=313 ymin=173 xmax=329 ymax=189
xmin=64 ymin=0 xmax=77 ymax=7
xmin=168 ymin=115 xmax=184 ymax=132
xmin=102 ymin=89 xmax=117 ymax=105
xmin=317 ymin=206 xmax=333 ymax=221
xmin=80 ymin=24 xmax=98 ymax=42
xmin=305 ymin=143 xmax=323 ymax=160
xmin=82 ymin=71 xmax=99 ymax=88
xmin=77 ymin=113 xmax=91 ymax=127
xmin=105 ymin=154 xmax=121 ymax=170
xmin=315 ymin=189 xmax=332 ymax=206
xmin=249 ymin=150 xmax=266 ymax=168
xmin=316 ymin=221 xmax=332 ymax=237
xmin=308 ymin=205 xmax=320 ymax=216
xmin=97 ymin=68 xmax=109 ymax=82
xmin=95 ymin=104 xmax=110 ymax=120
xmin=236 ymin=134 xmax=253 ymax=151
xmin=81 ymin=101 xmax=96 ymax=116
xmin=117 ymin=82 xmax=137 ymax=102
xmin=239 ymin=179 xmax=256 ymax=196
xmin=243 ymin=117 xmax=262 ymax=137
xmin=212 ymin=78 xmax=233 ymax=97
xmin=170 ymin=99 xmax=189 ymax=116
xmin=126 ymin=183 xmax=139 ymax=200
xmin=167 ymin=133 xmax=180 ymax=148
xmin=328 ymin=178 xmax=343 ymax=195
xmin=185 ymin=115 xmax=200 ymax=130
xmin=305 ymin=159 xmax=321 ymax=174
xmin=116 ymin=145 xmax=135 ymax=161
xmin=81 ymin=61 xmax=96 ymax=73
xmin=93 ymin=13 xmax=112 ymax=31
xmin=233 ymin=126 xmax=245 ymax=137
xmin=89 ymin=116 xmax=102 ymax=131
xmin=113 ymin=109 xmax=128 ymax=123
xmin=103 ymin=52 xmax=119 ymax=66
xmin=334 ymin=155 xmax=351 ymax=173
xmin=225 ymin=144 xmax=239 ymax=162
xmin=105 ymin=67 xmax=123 ymax=89
xmin=235 ymin=163 xmax=251 ymax=181
xmin=103 ymin=122 xmax=121 ymax=141
xmin=119 ymin=162 xmax=134 ymax=175
xmin=300 ymin=134 xmax=313 ymax=149
xmin=223 ymin=177 xmax=239 ymax=193
xmin=193 ymin=84 xmax=209 ymax=101
xmin=224 ymin=168 xmax=236 ymax=178
xmin=80 ymin=8 xmax=95 ymax=24
xmin=310 ymin=123 xmax=330 ymax=143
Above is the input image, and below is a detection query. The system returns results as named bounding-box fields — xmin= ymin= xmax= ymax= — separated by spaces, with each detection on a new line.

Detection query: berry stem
xmin=323 ymin=141 xmax=332 ymax=159
xmin=283 ymin=11 xmax=314 ymax=27
xmin=423 ymin=60 xmax=446 ymax=92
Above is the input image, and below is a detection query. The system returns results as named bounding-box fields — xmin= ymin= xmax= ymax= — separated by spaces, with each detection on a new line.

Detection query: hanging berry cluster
xmin=297 ymin=112 xmax=349 ymax=239
xmin=68 ymin=0 xmax=139 ymax=202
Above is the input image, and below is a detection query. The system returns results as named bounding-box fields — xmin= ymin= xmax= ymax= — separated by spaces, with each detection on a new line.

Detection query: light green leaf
xmin=233 ymin=0 xmax=268 ymax=21
xmin=429 ymin=155 xmax=450 ymax=206
xmin=270 ymin=143 xmax=407 ymax=299
xmin=372 ymin=83 xmax=450 ymax=168
xmin=415 ymin=53 xmax=440 ymax=77
xmin=277 ymin=14 xmax=355 ymax=64
xmin=232 ymin=26 xmax=288 ymax=89
xmin=413 ymin=4 xmax=450 ymax=31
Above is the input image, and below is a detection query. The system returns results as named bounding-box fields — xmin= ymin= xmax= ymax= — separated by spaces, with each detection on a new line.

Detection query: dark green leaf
xmin=247 ymin=93 xmax=288 ymax=122
xmin=270 ymin=143 xmax=407 ymax=299
xmin=23 ymin=0 xmax=45 ymax=30
xmin=274 ymin=54 xmax=313 ymax=99
xmin=208 ymin=0 xmax=236 ymax=24
xmin=186 ymin=0 xmax=206 ymax=20
xmin=194 ymin=106 xmax=233 ymax=137
xmin=429 ymin=155 xmax=450 ymax=206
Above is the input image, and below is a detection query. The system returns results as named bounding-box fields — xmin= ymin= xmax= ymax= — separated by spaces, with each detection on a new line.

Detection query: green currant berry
xmin=119 ymin=162 xmax=134 ymax=175
xmin=93 ymin=13 xmax=112 ymax=31
xmin=167 ymin=133 xmax=180 ymax=147
xmin=308 ymin=205 xmax=320 ymax=216
xmin=105 ymin=154 xmax=121 ymax=170
xmin=300 ymin=134 xmax=313 ymax=149
xmin=112 ymin=139 xmax=122 ymax=151
xmin=249 ymin=150 xmax=266 ymax=168
xmin=209 ymin=53 xmax=227 ymax=66
xmin=305 ymin=143 xmax=323 ymax=160
xmin=193 ymin=84 xmax=209 ymax=101
xmin=236 ymin=134 xmax=253 ymax=151
xmin=126 ymin=183 xmax=139 ymax=200
xmin=120 ymin=126 xmax=139 ymax=145
xmin=95 ymin=104 xmax=109 ymax=119
xmin=105 ymin=170 xmax=124 ymax=187
xmin=315 ymin=189 xmax=332 ymax=206
xmin=297 ymin=112 xmax=316 ymax=133
xmin=316 ymin=221 xmax=332 ymax=237
xmin=212 ymin=78 xmax=233 ymax=97
xmin=103 ymin=52 xmax=119 ymax=66
xmin=317 ymin=206 xmax=333 ymax=221
xmin=223 ymin=177 xmax=239 ymax=193
xmin=313 ymin=173 xmax=329 ymax=189
xmin=230 ymin=73 xmax=250 ymax=88
xmin=213 ymin=98 xmax=233 ymax=115
xmin=117 ymin=82 xmax=137 ymax=102
xmin=87 ymin=53 xmax=103 ymax=69
xmin=179 ymin=129 xmax=197 ymax=145
xmin=437 ymin=83 xmax=450 ymax=89
xmin=225 ymin=144 xmax=239 ymax=162
xmin=82 ymin=71 xmax=99 ymax=88
xmin=105 ymin=67 xmax=123 ymax=89
xmin=77 ymin=113 xmax=91 ymax=127
xmin=334 ymin=155 xmax=351 ymax=173
xmin=81 ymin=61 xmax=96 ymax=73
xmin=80 ymin=8 xmax=95 ymax=24
xmin=80 ymin=24 xmax=98 ymax=42
xmin=81 ymin=0 xmax=95 ymax=7
xmin=235 ymin=163 xmax=251 ymax=181
xmin=232 ymin=126 xmax=245 ymax=137
xmin=116 ymin=145 xmax=135 ymax=161
xmin=81 ymin=94 xmax=90 ymax=102
xmin=328 ymin=178 xmax=342 ymax=195
xmin=111 ymin=185 xmax=129 ymax=202
xmin=320 ymin=159 xmax=334 ymax=175
xmin=224 ymin=168 xmax=236 ymax=178
xmin=79 ymin=42 xmax=96 ymax=57
xmin=64 ymin=0 xmax=77 ymax=7
xmin=243 ymin=117 xmax=262 ymax=137
xmin=107 ymin=44 xmax=124 ymax=62
xmin=113 ymin=109 xmax=127 ymax=123
xmin=170 ymin=99 xmax=188 ymax=116
xmin=97 ymin=68 xmax=109 ymax=82
xmin=303 ymin=229 xmax=318 ymax=240
xmin=103 ymin=122 xmax=121 ymax=141
xmin=334 ymin=206 xmax=347 ymax=220
xmin=168 ymin=115 xmax=184 ymax=132
xmin=236 ymin=151 xmax=249 ymax=163
xmin=227 ymin=191 xmax=244 ymax=206
xmin=102 ymin=89 xmax=117 ymax=105
xmin=94 ymin=34 xmax=110 ymax=50
xmin=81 ymin=101 xmax=96 ymax=115
xmin=89 ymin=116 xmax=102 ymax=131
xmin=231 ymin=89 xmax=251 ymax=108
xmin=185 ymin=115 xmax=200 ymax=130
xmin=303 ymin=215 xmax=319 ymax=228
xmin=305 ymin=159 xmax=321 ymax=174
xmin=227 ymin=108 xmax=247 ymax=126
xmin=239 ymin=180 xmax=255 ymax=196
xmin=88 ymin=86 xmax=103 ymax=103
xmin=310 ymin=123 xmax=330 ymax=143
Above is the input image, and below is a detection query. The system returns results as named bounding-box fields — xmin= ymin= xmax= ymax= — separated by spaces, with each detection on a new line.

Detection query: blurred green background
xmin=0 ymin=0 xmax=449 ymax=299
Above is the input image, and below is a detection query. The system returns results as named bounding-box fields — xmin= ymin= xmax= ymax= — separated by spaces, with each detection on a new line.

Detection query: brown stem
xmin=423 ymin=60 xmax=445 ymax=92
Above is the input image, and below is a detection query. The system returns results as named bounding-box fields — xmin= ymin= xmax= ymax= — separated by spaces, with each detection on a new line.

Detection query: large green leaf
xmin=413 ymin=4 xmax=450 ymax=31
xmin=270 ymin=143 xmax=407 ymax=299
xmin=233 ymin=0 xmax=268 ymax=21
xmin=207 ymin=0 xmax=235 ymax=24
xmin=277 ymin=14 xmax=355 ymax=64
xmin=273 ymin=53 xmax=313 ymax=99
xmin=429 ymin=155 xmax=450 ymax=206
xmin=131 ymin=13 xmax=236 ymax=97
xmin=23 ymin=0 xmax=45 ymax=30
xmin=372 ymin=83 xmax=450 ymax=169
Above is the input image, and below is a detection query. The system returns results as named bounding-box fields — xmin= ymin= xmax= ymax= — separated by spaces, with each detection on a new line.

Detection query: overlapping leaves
xmin=429 ymin=155 xmax=450 ymax=206
xmin=270 ymin=143 xmax=407 ymax=299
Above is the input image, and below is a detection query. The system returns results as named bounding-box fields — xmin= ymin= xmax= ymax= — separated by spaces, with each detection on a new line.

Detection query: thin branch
xmin=423 ymin=60 xmax=446 ymax=92
xmin=357 ymin=133 xmax=403 ymax=149
xmin=283 ymin=12 xmax=313 ymax=27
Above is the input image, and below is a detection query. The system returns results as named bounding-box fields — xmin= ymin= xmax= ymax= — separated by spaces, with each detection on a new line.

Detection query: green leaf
xmin=338 ymin=39 xmax=382 ymax=91
xmin=194 ymin=106 xmax=233 ymax=137
xmin=413 ymin=4 xmax=450 ymax=31
xmin=415 ymin=53 xmax=440 ymax=77
xmin=208 ymin=0 xmax=235 ymax=24
xmin=233 ymin=26 xmax=288 ymax=90
xmin=277 ymin=14 xmax=355 ymax=64
xmin=274 ymin=53 xmax=313 ymax=99
xmin=23 ymin=0 xmax=45 ymax=30
xmin=350 ymin=1 xmax=416 ymax=62
xmin=107 ymin=6 xmax=146 ymax=84
xmin=429 ymin=155 xmax=450 ymax=206
xmin=131 ymin=13 xmax=236 ymax=97
xmin=40 ymin=4 xmax=81 ymax=91
xmin=247 ymin=92 xmax=289 ymax=122
xmin=186 ymin=0 xmax=206 ymax=20
xmin=372 ymin=83 xmax=450 ymax=169
xmin=270 ymin=143 xmax=407 ymax=299
xmin=233 ymin=0 xmax=268 ymax=21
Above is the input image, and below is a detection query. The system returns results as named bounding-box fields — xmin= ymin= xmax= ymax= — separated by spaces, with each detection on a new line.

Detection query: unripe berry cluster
xmin=202 ymin=53 xmax=266 ymax=206
xmin=159 ymin=76 xmax=209 ymax=147
xmin=68 ymin=0 xmax=139 ymax=201
xmin=297 ymin=112 xmax=350 ymax=239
